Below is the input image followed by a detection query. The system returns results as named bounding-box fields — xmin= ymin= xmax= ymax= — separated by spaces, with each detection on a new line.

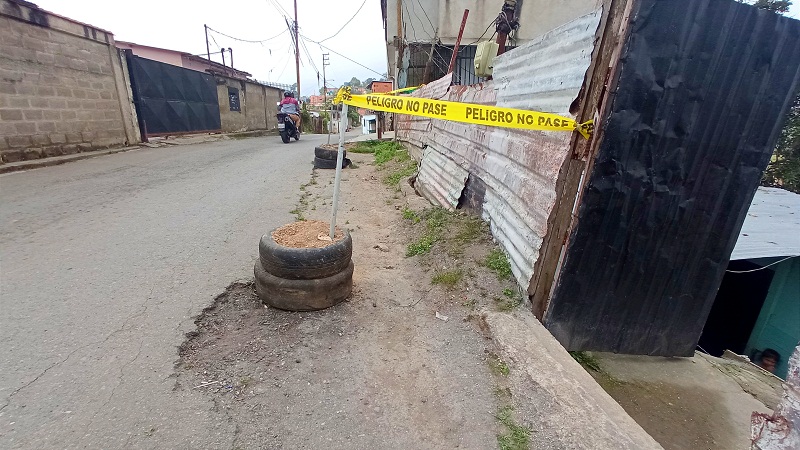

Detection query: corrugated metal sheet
xmin=546 ymin=0 xmax=800 ymax=356
xmin=396 ymin=11 xmax=602 ymax=290
xmin=731 ymin=187 xmax=800 ymax=260
xmin=416 ymin=148 xmax=470 ymax=210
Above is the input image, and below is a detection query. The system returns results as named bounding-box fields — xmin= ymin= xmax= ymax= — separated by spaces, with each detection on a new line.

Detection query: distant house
xmin=115 ymin=41 xmax=251 ymax=80
xmin=699 ymin=187 xmax=800 ymax=379
xmin=308 ymin=95 xmax=326 ymax=107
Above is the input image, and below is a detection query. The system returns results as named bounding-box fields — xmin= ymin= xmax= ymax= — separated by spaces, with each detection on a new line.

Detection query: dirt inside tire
xmin=272 ymin=220 xmax=345 ymax=248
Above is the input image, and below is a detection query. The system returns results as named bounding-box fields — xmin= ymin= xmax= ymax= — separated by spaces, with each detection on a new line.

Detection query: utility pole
xmin=204 ymin=24 xmax=211 ymax=61
xmin=495 ymin=0 xmax=518 ymax=56
xmin=293 ymin=0 xmax=300 ymax=99
xmin=322 ymin=53 xmax=331 ymax=143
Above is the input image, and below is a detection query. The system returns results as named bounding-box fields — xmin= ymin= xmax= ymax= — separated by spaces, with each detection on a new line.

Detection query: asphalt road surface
xmin=0 ymin=133 xmax=345 ymax=449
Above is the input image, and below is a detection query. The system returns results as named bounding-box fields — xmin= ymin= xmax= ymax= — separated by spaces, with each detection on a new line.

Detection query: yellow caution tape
xmin=334 ymin=86 xmax=593 ymax=139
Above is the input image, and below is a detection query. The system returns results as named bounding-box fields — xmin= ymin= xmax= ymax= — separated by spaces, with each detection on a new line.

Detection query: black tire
xmin=280 ymin=131 xmax=290 ymax=144
xmin=255 ymin=260 xmax=354 ymax=311
xmin=294 ymin=131 xmax=300 ymax=141
xmin=313 ymin=156 xmax=351 ymax=169
xmin=259 ymin=227 xmax=352 ymax=280
xmin=315 ymin=146 xmax=346 ymax=160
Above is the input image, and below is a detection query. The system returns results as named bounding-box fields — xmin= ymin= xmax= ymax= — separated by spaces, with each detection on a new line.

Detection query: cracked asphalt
xmin=0 ymin=134 xmax=341 ymax=449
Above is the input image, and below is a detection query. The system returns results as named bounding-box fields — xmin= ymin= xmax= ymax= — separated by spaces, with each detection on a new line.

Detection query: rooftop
xmin=731 ymin=187 xmax=800 ymax=260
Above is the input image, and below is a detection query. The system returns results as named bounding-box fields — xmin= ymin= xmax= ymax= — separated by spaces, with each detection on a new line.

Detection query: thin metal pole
xmin=330 ymin=103 xmax=348 ymax=239
xmin=322 ymin=53 xmax=331 ymax=144
xmin=294 ymin=0 xmax=300 ymax=99
xmin=220 ymin=48 xmax=226 ymax=67
xmin=204 ymin=25 xmax=211 ymax=61
xmin=228 ymin=47 xmax=233 ymax=69
xmin=448 ymin=9 xmax=469 ymax=73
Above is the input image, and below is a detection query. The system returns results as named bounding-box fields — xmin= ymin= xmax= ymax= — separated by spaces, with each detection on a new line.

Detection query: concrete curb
xmin=0 ymin=146 xmax=142 ymax=174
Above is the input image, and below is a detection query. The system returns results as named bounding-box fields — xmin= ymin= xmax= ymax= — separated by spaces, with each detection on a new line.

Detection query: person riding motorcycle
xmin=278 ymin=91 xmax=301 ymax=130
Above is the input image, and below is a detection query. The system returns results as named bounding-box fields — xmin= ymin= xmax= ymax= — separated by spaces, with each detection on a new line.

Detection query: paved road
xmin=0 ymin=133 xmax=343 ymax=449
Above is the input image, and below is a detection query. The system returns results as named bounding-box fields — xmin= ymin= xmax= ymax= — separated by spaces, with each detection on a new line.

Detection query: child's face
xmin=761 ymin=356 xmax=777 ymax=373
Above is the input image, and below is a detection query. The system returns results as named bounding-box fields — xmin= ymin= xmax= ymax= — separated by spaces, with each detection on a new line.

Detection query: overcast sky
xmin=29 ymin=1 xmax=800 ymax=96
xmin=32 ymin=0 xmax=388 ymax=96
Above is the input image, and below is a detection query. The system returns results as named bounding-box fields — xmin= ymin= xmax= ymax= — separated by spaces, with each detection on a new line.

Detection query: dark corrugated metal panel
xmin=395 ymin=11 xmax=601 ymax=288
xmin=546 ymin=0 xmax=800 ymax=356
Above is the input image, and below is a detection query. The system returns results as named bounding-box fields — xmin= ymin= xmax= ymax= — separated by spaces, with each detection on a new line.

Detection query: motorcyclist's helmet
xmin=284 ymin=91 xmax=293 ymax=98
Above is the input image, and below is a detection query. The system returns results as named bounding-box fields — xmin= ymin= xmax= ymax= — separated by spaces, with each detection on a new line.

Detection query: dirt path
xmin=175 ymin=146 xmax=525 ymax=449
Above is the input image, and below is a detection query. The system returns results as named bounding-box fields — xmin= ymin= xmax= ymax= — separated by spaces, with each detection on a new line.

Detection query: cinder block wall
xmin=0 ymin=0 xmax=139 ymax=163
xmin=217 ymin=77 xmax=281 ymax=133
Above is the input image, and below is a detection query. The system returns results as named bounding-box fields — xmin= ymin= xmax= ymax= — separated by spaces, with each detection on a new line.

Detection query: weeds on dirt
xmin=496 ymin=405 xmax=531 ymax=450
xmin=402 ymin=207 xmax=421 ymax=223
xmin=570 ymin=351 xmax=602 ymax=373
xmin=488 ymin=354 xmax=510 ymax=377
xmin=496 ymin=289 xmax=523 ymax=312
xmin=485 ymin=249 xmax=513 ymax=280
xmin=291 ymin=174 xmax=318 ymax=221
xmin=406 ymin=208 xmax=449 ymax=256
xmin=431 ymin=269 xmax=463 ymax=288
xmin=385 ymin=160 xmax=418 ymax=187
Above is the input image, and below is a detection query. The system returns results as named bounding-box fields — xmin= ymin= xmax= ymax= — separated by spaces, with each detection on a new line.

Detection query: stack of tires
xmin=254 ymin=227 xmax=354 ymax=311
xmin=314 ymin=146 xmax=351 ymax=169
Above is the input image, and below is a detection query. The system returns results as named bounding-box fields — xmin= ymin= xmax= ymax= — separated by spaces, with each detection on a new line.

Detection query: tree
xmin=763 ymin=93 xmax=800 ymax=193
xmin=752 ymin=0 xmax=792 ymax=13
xmin=363 ymin=77 xmax=375 ymax=88
xmin=347 ymin=107 xmax=360 ymax=126
xmin=347 ymin=77 xmax=361 ymax=87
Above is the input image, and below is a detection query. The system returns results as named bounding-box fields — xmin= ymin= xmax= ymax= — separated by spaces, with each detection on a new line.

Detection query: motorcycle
xmin=276 ymin=113 xmax=300 ymax=144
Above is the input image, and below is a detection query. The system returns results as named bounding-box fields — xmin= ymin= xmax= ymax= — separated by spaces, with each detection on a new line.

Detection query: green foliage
xmin=485 ymin=249 xmax=513 ymax=280
xmin=570 ymin=351 xmax=602 ymax=373
xmin=402 ymin=207 xmax=421 ymax=223
xmin=503 ymin=288 xmax=515 ymax=298
xmin=299 ymin=103 xmax=311 ymax=129
xmin=405 ymin=208 xmax=449 ymax=256
xmin=431 ymin=269 xmax=463 ymax=288
xmin=496 ymin=406 xmax=531 ymax=450
xmin=752 ymin=0 xmax=792 ymax=13
xmin=488 ymin=355 xmax=510 ymax=376
xmin=385 ymin=160 xmax=417 ymax=187
xmin=763 ymin=93 xmax=800 ymax=193
xmin=347 ymin=107 xmax=360 ymax=126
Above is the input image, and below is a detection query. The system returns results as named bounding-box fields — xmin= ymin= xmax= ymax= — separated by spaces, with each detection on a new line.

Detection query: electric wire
xmin=725 ymin=256 xmax=796 ymax=273
xmin=301 ymin=34 xmax=384 ymax=77
xmin=207 ymin=26 xmax=287 ymax=44
xmin=413 ymin=0 xmax=436 ymax=33
xmin=317 ymin=0 xmax=368 ymax=43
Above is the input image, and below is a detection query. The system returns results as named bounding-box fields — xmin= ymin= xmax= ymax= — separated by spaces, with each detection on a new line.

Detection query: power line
xmin=726 ymin=256 xmax=796 ymax=273
xmin=301 ymin=34 xmax=384 ymax=77
xmin=317 ymin=0 xmax=368 ymax=43
xmin=407 ymin=0 xmax=433 ymax=40
xmin=403 ymin=3 xmax=419 ymax=41
xmin=266 ymin=0 xmax=291 ymax=18
xmin=413 ymin=0 xmax=436 ymax=32
xmin=207 ymin=26 xmax=288 ymax=44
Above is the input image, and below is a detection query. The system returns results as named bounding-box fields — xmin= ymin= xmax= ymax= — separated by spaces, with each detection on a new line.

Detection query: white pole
xmin=330 ymin=103 xmax=348 ymax=239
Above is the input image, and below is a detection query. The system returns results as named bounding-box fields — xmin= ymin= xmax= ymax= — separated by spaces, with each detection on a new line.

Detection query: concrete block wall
xmin=217 ymin=77 xmax=281 ymax=133
xmin=0 ymin=0 xmax=139 ymax=163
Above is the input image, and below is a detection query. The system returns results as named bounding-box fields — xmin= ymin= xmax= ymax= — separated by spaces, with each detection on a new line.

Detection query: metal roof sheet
xmin=731 ymin=187 xmax=800 ymax=261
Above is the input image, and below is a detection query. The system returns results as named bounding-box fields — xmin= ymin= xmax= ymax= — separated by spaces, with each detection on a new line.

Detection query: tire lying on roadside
xmin=259 ymin=227 xmax=352 ymax=280
xmin=313 ymin=156 xmax=351 ymax=169
xmin=314 ymin=146 xmax=346 ymax=160
xmin=254 ymin=259 xmax=354 ymax=311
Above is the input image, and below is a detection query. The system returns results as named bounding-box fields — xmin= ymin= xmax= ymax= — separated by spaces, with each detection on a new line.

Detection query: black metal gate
xmin=126 ymin=53 xmax=221 ymax=137
xmin=544 ymin=0 xmax=800 ymax=356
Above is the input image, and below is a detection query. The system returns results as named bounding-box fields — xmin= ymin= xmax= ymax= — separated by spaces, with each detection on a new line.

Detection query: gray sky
xmin=33 ymin=0 xmax=388 ymax=96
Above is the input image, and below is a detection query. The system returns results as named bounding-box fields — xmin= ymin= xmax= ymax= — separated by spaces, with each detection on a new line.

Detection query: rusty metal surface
xmin=396 ymin=11 xmax=602 ymax=289
xmin=416 ymin=148 xmax=470 ymax=210
xmin=546 ymin=0 xmax=800 ymax=356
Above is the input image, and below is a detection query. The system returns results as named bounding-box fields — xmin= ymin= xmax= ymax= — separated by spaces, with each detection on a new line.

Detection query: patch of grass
xmin=503 ymin=288 xmax=515 ymax=298
xmin=402 ymin=207 xmax=421 ymax=223
xmin=488 ymin=354 xmax=510 ymax=377
xmin=384 ymin=159 xmax=417 ymax=187
xmin=406 ymin=234 xmax=436 ymax=256
xmin=493 ymin=386 xmax=512 ymax=401
xmin=431 ymin=269 xmax=463 ymax=288
xmin=496 ymin=406 xmax=531 ymax=450
xmin=570 ymin=351 xmax=602 ymax=373
xmin=350 ymin=139 xmax=384 ymax=153
xmin=374 ymin=141 xmax=406 ymax=165
xmin=485 ymin=249 xmax=513 ymax=280
xmin=453 ymin=216 xmax=485 ymax=245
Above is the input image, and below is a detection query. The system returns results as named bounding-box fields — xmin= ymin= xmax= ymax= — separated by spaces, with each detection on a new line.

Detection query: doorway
xmin=698 ymin=260 xmax=775 ymax=356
